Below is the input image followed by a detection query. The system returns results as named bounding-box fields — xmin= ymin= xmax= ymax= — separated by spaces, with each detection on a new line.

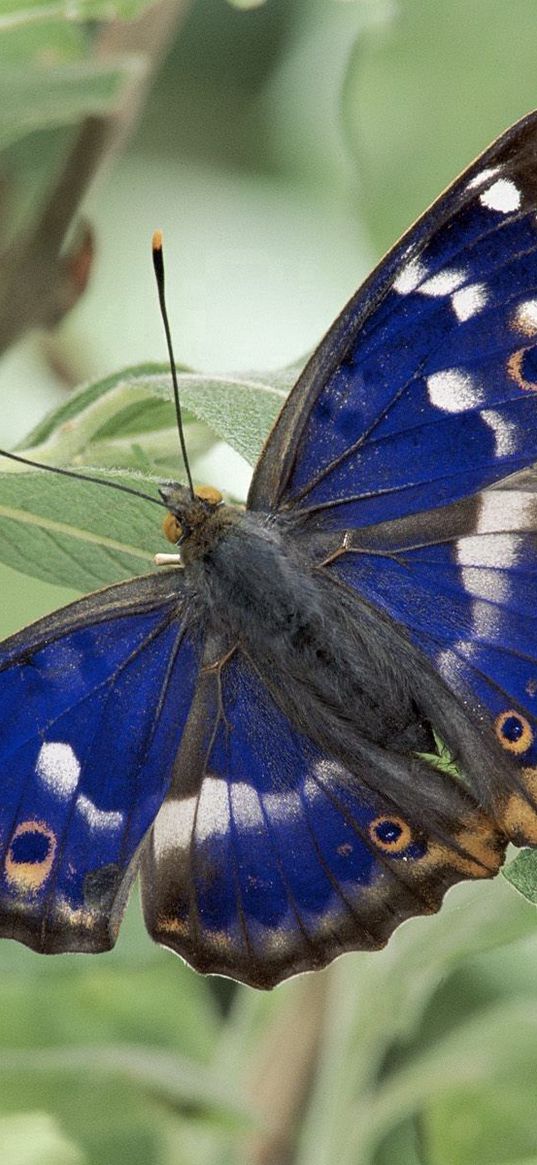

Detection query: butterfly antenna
xmin=152 ymin=230 xmax=195 ymax=498
xmin=0 ymin=448 xmax=165 ymax=508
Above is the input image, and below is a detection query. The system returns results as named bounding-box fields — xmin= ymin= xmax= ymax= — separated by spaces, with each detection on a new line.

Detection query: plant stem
xmin=0 ymin=0 xmax=192 ymax=357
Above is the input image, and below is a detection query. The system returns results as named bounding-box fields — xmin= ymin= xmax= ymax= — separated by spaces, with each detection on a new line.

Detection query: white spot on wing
xmin=460 ymin=566 xmax=511 ymax=605
xmin=454 ymin=492 xmax=537 ymax=653
xmin=456 ymin=533 xmax=522 ymax=568
xmin=263 ymin=790 xmax=302 ymax=825
xmin=513 ymin=299 xmax=537 ymax=335
xmin=36 ymin=742 xmax=80 ymax=798
xmin=153 ymin=796 xmax=197 ymax=856
xmin=76 ymin=794 xmax=122 ymax=832
xmin=195 ymin=776 xmax=229 ymax=843
xmin=420 ymin=268 xmax=466 ymax=297
xmin=393 ymin=258 xmax=427 ymax=294
xmin=313 ymin=759 xmax=349 ymax=783
xmin=476 ymin=491 xmax=536 ymax=533
xmin=469 ymin=599 xmax=505 ymax=641
xmin=481 ymin=408 xmax=519 ymax=456
xmin=230 ymin=782 xmax=264 ymax=831
xmin=436 ymin=646 xmax=467 ymax=684
xmin=451 ymin=282 xmax=488 ymax=321
xmin=480 ymin=178 xmax=521 ymax=213
xmin=426 ymin=369 xmax=483 ymax=412
xmin=467 ymin=165 xmax=501 ymax=191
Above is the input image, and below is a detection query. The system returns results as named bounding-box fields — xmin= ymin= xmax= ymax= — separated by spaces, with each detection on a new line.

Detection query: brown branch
xmin=241 ymin=973 xmax=329 ymax=1165
xmin=0 ymin=0 xmax=192 ymax=356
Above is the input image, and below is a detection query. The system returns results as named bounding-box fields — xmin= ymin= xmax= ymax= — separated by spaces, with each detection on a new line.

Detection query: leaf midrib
xmin=0 ymin=503 xmax=153 ymax=563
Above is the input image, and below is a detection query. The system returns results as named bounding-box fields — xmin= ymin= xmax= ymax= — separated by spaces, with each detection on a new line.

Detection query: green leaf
xmin=345 ymin=0 xmax=537 ymax=254
xmin=0 ymin=1046 xmax=252 ymax=1127
xmin=415 ymin=732 xmax=462 ymax=778
xmin=358 ymin=1001 xmax=537 ymax=1162
xmin=19 ymin=362 xmax=289 ymax=468
xmin=0 ymin=20 xmax=87 ymax=65
xmin=0 ymin=358 xmax=293 ymax=590
xmin=425 ymin=1077 xmax=537 ymax=1165
xmin=0 ymin=0 xmax=154 ymax=30
xmin=296 ymin=878 xmax=537 ymax=1165
xmin=0 ymin=1111 xmax=86 ymax=1165
xmin=0 ymin=469 xmax=159 ymax=590
xmin=19 ymin=365 xmax=177 ymax=449
xmin=502 ymin=847 xmax=537 ymax=904
xmin=0 ymin=58 xmax=142 ymax=150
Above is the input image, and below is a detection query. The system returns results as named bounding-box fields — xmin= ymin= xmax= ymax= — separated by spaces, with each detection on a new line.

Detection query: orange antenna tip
xmin=152 ymin=229 xmax=163 ymax=252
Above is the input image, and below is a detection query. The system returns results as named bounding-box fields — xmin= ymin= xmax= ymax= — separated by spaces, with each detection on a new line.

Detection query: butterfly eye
xmin=162 ymin=513 xmax=182 ymax=544
xmin=195 ymin=485 xmax=223 ymax=506
xmin=369 ymin=815 xmax=413 ymax=854
xmin=507 ymin=346 xmax=537 ymax=391
xmin=494 ymin=710 xmax=534 ymax=754
xmin=5 ymin=821 xmax=56 ymax=891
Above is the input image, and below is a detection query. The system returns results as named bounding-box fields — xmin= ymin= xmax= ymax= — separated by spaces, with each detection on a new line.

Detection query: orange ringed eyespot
xmin=369 ymin=815 xmax=413 ymax=854
xmin=507 ymin=348 xmax=537 ymax=391
xmin=494 ymin=710 xmax=533 ymax=754
xmin=5 ymin=820 xmax=57 ymax=892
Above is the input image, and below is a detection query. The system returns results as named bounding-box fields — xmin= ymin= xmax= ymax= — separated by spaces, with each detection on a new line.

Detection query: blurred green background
xmin=2 ymin=1 xmax=537 ymax=1163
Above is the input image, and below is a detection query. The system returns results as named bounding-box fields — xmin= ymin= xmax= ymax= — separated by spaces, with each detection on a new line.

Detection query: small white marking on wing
xmin=436 ymin=646 xmax=467 ymax=683
xmin=451 ymin=282 xmax=488 ymax=321
xmin=460 ymin=566 xmax=511 ymax=604
xmin=36 ymin=742 xmax=80 ymax=798
xmin=452 ymin=638 xmax=478 ymax=661
xmin=303 ymin=775 xmax=323 ymax=803
xmin=456 ymin=533 xmax=522 ymax=568
xmin=467 ymin=165 xmax=501 ymax=191
xmin=420 ymin=268 xmax=466 ymax=297
xmin=480 ymin=178 xmax=521 ymax=213
xmin=426 ymin=368 xmax=483 ymax=412
xmin=263 ymin=790 xmax=302 ymax=825
xmin=481 ymin=408 xmax=519 ymax=456
xmin=476 ymin=491 xmax=535 ymax=533
xmin=513 ymin=299 xmax=537 ymax=335
xmin=76 ymin=794 xmax=123 ymax=832
xmin=230 ymin=782 xmax=264 ymax=831
xmin=393 ymin=258 xmax=427 ymax=294
xmin=195 ymin=776 xmax=229 ymax=843
xmin=313 ymin=759 xmax=349 ymax=783
xmin=153 ymin=797 xmax=197 ymax=855
xmin=469 ymin=599 xmax=504 ymax=642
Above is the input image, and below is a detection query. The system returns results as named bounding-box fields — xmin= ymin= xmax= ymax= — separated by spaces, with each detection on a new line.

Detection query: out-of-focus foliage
xmin=2 ymin=3 xmax=537 ymax=1164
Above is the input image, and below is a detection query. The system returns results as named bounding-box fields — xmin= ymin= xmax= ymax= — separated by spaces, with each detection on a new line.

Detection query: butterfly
xmin=3 ymin=113 xmax=537 ymax=989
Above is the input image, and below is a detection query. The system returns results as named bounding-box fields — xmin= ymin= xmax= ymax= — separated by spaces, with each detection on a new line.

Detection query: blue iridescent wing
xmin=141 ymin=647 xmax=503 ymax=989
xmin=0 ymin=572 xmax=199 ymax=953
xmin=315 ymin=486 xmax=537 ymax=842
xmin=249 ymin=111 xmax=537 ymax=528
xmin=248 ymin=111 xmax=537 ymax=845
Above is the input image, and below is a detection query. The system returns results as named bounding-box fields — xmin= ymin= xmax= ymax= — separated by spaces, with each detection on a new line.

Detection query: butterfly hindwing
xmin=0 ymin=573 xmax=199 ymax=953
xmin=302 ymin=485 xmax=537 ymax=841
xmin=141 ymin=646 xmax=504 ymax=988
xmin=249 ymin=111 xmax=537 ymax=530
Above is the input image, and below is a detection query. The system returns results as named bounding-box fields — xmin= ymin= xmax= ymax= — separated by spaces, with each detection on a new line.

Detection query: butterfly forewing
xmin=249 ymin=111 xmax=537 ymax=528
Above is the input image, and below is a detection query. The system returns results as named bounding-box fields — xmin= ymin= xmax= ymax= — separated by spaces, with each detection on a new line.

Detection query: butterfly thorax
xmin=169 ymin=499 xmax=434 ymax=756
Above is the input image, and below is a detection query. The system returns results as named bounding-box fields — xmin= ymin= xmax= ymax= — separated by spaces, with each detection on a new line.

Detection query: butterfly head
xmin=160 ymin=482 xmax=224 ymax=547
